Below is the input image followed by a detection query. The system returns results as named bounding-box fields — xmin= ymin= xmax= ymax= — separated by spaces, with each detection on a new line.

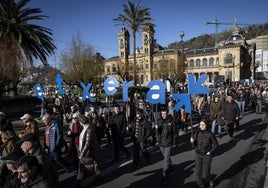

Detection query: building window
xmin=202 ymin=58 xmax=207 ymax=67
xmin=190 ymin=60 xmax=194 ymax=67
xmin=106 ymin=66 xmax=110 ymax=74
xmin=120 ymin=39 xmax=124 ymax=48
xmin=146 ymin=64 xmax=149 ymax=69
xmin=225 ymin=53 xmax=233 ymax=64
xmin=196 ymin=59 xmax=201 ymax=67
xmin=141 ymin=75 xmax=144 ymax=84
xmin=209 ymin=58 xmax=214 ymax=66
xmin=112 ymin=64 xmax=116 ymax=73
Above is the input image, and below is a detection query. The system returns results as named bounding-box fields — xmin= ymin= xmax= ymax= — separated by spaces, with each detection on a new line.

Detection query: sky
xmin=27 ymin=0 xmax=268 ymax=67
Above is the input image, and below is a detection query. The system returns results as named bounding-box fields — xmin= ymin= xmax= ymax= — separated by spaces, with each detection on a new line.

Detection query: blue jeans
xmin=256 ymin=100 xmax=262 ymax=113
xmin=211 ymin=119 xmax=222 ymax=134
xmin=160 ymin=146 xmax=172 ymax=176
xmin=236 ymin=100 xmax=245 ymax=116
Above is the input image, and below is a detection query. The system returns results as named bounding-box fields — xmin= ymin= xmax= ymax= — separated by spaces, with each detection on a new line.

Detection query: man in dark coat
xmin=156 ymin=106 xmax=178 ymax=185
xmin=130 ymin=109 xmax=151 ymax=169
xmin=222 ymin=90 xmax=240 ymax=141
xmin=16 ymin=155 xmax=54 ymax=188
xmin=108 ymin=104 xmax=130 ymax=162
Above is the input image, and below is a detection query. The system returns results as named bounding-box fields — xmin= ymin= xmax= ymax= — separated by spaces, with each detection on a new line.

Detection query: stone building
xmin=255 ymin=35 xmax=268 ymax=79
xmin=103 ymin=22 xmax=256 ymax=92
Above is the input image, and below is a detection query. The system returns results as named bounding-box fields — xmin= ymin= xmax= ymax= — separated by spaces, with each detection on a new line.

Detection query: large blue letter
xmin=188 ymin=74 xmax=210 ymax=94
xmin=80 ymin=83 xmax=95 ymax=102
xmin=172 ymin=93 xmax=191 ymax=113
xmin=146 ymin=80 xmax=165 ymax=104
xmin=103 ymin=77 xmax=118 ymax=96
xmin=56 ymin=74 xmax=65 ymax=94
xmin=34 ymin=83 xmax=44 ymax=100
xmin=122 ymin=81 xmax=133 ymax=102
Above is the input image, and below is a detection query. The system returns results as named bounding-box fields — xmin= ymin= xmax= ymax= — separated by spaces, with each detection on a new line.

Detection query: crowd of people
xmin=0 ymin=80 xmax=267 ymax=187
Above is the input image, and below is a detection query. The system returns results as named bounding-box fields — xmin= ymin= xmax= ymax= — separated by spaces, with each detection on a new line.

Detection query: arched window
xmin=141 ymin=75 xmax=144 ymax=84
xmin=112 ymin=64 xmax=116 ymax=73
xmin=209 ymin=58 xmax=214 ymax=66
xmin=225 ymin=53 xmax=233 ymax=64
xmin=216 ymin=57 xmax=219 ymax=65
xmin=106 ymin=66 xmax=110 ymax=73
xmin=120 ymin=39 xmax=124 ymax=48
xmin=202 ymin=58 xmax=207 ymax=67
xmin=196 ymin=59 xmax=201 ymax=67
xmin=190 ymin=59 xmax=194 ymax=67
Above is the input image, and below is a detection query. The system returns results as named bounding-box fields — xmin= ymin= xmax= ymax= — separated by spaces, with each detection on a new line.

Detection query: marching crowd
xmin=0 ymin=80 xmax=268 ymax=188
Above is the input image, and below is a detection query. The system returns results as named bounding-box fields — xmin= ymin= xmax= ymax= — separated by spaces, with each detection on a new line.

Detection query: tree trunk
xmin=133 ymin=31 xmax=137 ymax=86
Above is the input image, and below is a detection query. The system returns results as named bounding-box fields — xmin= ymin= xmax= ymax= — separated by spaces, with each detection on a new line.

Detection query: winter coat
xmin=30 ymin=147 xmax=59 ymax=187
xmin=130 ymin=117 xmax=151 ymax=143
xmin=20 ymin=174 xmax=53 ymax=188
xmin=222 ymin=100 xmax=240 ymax=122
xmin=44 ymin=120 xmax=63 ymax=153
xmin=79 ymin=125 xmax=101 ymax=163
xmin=19 ymin=120 xmax=39 ymax=138
xmin=193 ymin=129 xmax=218 ymax=155
xmin=109 ymin=112 xmax=127 ymax=136
xmin=209 ymin=101 xmax=224 ymax=125
xmin=156 ymin=114 xmax=178 ymax=147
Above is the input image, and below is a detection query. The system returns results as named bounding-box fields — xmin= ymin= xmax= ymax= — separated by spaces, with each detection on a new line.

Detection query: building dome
xmin=225 ymin=34 xmax=245 ymax=45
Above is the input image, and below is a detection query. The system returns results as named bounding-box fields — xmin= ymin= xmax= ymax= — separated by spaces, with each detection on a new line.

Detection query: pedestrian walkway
xmin=9 ymin=109 xmax=268 ymax=188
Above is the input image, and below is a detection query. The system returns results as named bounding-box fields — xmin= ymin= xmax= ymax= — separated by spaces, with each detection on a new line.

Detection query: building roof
xmin=187 ymin=47 xmax=218 ymax=56
xmin=225 ymin=34 xmax=245 ymax=45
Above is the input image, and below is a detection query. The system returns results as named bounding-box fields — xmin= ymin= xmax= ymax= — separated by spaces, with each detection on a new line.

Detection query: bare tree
xmin=59 ymin=33 xmax=104 ymax=88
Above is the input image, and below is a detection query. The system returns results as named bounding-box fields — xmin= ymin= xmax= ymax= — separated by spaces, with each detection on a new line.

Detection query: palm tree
xmin=0 ymin=0 xmax=56 ymax=66
xmin=0 ymin=0 xmax=56 ymax=97
xmin=114 ymin=0 xmax=154 ymax=85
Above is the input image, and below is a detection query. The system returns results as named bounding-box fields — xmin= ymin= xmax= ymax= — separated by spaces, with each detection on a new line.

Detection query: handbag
xmin=80 ymin=156 xmax=93 ymax=165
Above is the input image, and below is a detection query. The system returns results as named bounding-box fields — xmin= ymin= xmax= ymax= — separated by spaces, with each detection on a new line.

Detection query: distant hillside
xmin=168 ymin=23 xmax=268 ymax=50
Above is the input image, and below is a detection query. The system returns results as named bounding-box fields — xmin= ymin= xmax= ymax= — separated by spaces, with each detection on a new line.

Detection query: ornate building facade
xmin=103 ymin=23 xmax=255 ymax=91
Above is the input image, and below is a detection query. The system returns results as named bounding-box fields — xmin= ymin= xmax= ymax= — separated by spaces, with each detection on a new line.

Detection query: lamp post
xmin=179 ymin=31 xmax=185 ymax=42
xmin=179 ymin=31 xmax=185 ymax=93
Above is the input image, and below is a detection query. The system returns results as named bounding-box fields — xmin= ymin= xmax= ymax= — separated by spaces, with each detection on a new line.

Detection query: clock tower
xmin=142 ymin=24 xmax=154 ymax=81
xmin=118 ymin=27 xmax=130 ymax=77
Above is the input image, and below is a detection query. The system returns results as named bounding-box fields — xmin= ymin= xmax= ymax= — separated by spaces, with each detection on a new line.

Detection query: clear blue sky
xmin=28 ymin=0 xmax=268 ymax=66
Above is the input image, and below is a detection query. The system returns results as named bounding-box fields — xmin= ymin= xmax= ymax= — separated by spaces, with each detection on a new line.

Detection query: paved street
xmin=10 ymin=110 xmax=268 ymax=188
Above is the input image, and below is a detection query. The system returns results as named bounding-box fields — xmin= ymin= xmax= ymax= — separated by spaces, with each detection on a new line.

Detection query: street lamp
xmin=179 ymin=31 xmax=185 ymax=42
xmin=179 ymin=31 xmax=185 ymax=92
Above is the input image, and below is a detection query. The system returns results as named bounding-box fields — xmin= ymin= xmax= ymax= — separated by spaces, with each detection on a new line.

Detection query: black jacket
xmin=222 ymin=100 xmax=240 ymax=121
xmin=109 ymin=112 xmax=127 ymax=136
xmin=156 ymin=114 xmax=178 ymax=147
xmin=193 ymin=129 xmax=218 ymax=155
xmin=130 ymin=117 xmax=151 ymax=143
